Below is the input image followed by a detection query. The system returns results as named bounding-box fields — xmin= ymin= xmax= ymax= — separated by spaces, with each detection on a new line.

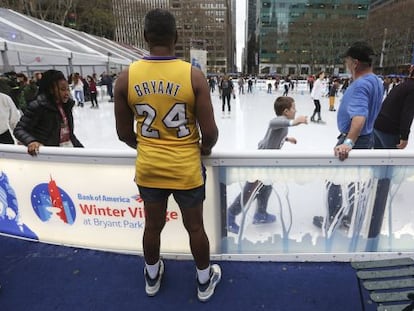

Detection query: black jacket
xmin=374 ymin=79 xmax=414 ymax=140
xmin=220 ymin=79 xmax=234 ymax=96
xmin=13 ymin=94 xmax=83 ymax=147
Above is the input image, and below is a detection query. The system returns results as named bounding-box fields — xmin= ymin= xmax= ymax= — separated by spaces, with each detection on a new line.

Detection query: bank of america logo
xmin=31 ymin=176 xmax=76 ymax=224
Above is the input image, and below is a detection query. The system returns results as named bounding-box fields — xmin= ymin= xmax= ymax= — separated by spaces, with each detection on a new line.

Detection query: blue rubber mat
xmin=0 ymin=235 xmax=364 ymax=311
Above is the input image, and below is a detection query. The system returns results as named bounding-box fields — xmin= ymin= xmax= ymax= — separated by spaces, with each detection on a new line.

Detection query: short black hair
xmin=144 ymin=9 xmax=176 ymax=46
xmin=343 ymin=41 xmax=376 ymax=66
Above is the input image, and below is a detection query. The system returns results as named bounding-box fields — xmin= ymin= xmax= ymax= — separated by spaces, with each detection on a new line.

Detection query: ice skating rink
xmin=74 ymin=84 xmax=414 ymax=152
xmin=2 ymin=84 xmax=410 ymax=311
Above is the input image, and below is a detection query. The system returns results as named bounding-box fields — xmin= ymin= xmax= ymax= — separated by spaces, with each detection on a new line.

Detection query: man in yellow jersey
xmin=114 ymin=9 xmax=220 ymax=302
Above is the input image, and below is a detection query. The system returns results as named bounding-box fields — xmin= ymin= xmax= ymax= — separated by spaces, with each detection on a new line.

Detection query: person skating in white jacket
xmin=310 ymin=71 xmax=325 ymax=122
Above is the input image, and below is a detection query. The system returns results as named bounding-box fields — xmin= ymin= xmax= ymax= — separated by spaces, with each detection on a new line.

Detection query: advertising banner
xmin=2 ymin=146 xmax=414 ymax=259
xmin=0 ymin=155 xmax=219 ymax=254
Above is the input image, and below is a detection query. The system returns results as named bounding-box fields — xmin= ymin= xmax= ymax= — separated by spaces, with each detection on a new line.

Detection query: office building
xmin=247 ymin=0 xmax=370 ymax=76
xmin=369 ymin=0 xmax=400 ymax=12
xmin=113 ymin=0 xmax=168 ymax=49
xmin=244 ymin=0 xmax=258 ymax=74
xmin=113 ymin=0 xmax=236 ymax=74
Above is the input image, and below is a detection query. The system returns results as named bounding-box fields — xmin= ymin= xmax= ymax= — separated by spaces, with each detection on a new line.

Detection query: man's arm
xmin=192 ymin=67 xmax=218 ymax=155
xmin=334 ymin=116 xmax=365 ymax=161
xmin=114 ymin=68 xmax=137 ymax=149
xmin=345 ymin=116 xmax=365 ymax=143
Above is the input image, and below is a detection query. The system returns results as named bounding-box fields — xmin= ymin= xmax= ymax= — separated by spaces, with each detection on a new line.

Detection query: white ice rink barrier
xmin=1 ymin=145 xmax=414 ymax=262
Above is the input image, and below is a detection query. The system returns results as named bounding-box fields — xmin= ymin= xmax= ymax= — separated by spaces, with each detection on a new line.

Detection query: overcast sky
xmin=236 ymin=0 xmax=246 ymax=71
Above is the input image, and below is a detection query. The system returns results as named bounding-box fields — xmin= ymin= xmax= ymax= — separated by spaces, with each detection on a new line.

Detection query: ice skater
xmin=219 ymin=75 xmax=234 ymax=117
xmin=310 ymin=71 xmax=325 ymax=123
xmin=227 ymin=96 xmax=307 ymax=234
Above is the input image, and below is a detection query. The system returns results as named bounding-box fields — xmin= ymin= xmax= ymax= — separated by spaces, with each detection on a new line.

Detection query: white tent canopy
xmin=0 ymin=8 xmax=148 ymax=77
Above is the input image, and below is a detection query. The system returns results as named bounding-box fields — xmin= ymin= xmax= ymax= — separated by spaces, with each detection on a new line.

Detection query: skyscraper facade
xmin=113 ymin=0 xmax=168 ymax=49
xmin=369 ymin=0 xmax=398 ymax=12
xmin=244 ymin=0 xmax=258 ymax=74
xmin=170 ymin=0 xmax=235 ymax=74
xmin=247 ymin=0 xmax=370 ymax=76
xmin=113 ymin=0 xmax=236 ymax=74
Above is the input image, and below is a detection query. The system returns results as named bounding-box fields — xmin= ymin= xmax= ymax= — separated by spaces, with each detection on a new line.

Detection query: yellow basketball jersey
xmin=128 ymin=58 xmax=203 ymax=189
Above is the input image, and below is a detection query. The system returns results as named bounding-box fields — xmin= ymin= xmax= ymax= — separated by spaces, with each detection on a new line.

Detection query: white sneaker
xmin=197 ymin=264 xmax=222 ymax=302
xmin=144 ymin=260 xmax=164 ymax=296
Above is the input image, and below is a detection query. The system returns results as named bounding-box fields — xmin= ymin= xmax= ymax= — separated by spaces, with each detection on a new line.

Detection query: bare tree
xmin=288 ymin=9 xmax=366 ymax=75
xmin=7 ymin=0 xmax=75 ymax=25
xmin=366 ymin=0 xmax=414 ymax=74
xmin=1 ymin=0 xmax=114 ymax=39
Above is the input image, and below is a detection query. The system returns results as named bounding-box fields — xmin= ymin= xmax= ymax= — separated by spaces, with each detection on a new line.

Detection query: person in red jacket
xmin=87 ymin=75 xmax=99 ymax=108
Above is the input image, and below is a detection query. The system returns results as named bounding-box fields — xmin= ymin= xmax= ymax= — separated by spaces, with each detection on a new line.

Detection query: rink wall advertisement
xmin=0 ymin=148 xmax=219 ymax=254
xmin=2 ymin=145 xmax=414 ymax=260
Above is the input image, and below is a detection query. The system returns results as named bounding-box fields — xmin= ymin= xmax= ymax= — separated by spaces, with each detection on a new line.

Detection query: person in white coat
xmin=0 ymin=92 xmax=20 ymax=144
xmin=310 ymin=71 xmax=325 ymax=123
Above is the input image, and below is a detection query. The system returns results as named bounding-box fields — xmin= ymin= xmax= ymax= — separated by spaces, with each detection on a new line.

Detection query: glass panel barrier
xmin=1 ymin=145 xmax=414 ymax=261
xmin=221 ymin=165 xmax=414 ymax=254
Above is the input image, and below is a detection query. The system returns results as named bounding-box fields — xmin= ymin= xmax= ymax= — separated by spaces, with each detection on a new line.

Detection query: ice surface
xmin=69 ymin=84 xmax=414 ymax=251
xmin=74 ymin=84 xmax=414 ymax=152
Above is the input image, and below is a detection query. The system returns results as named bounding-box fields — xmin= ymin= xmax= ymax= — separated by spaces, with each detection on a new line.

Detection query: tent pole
xmin=1 ymin=41 xmax=13 ymax=72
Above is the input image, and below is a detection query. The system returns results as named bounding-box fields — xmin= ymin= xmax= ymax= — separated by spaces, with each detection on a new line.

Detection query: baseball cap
xmin=343 ymin=41 xmax=376 ymax=63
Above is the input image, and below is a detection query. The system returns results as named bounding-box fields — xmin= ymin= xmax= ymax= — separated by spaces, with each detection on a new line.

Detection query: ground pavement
xmin=0 ymin=235 xmax=366 ymax=311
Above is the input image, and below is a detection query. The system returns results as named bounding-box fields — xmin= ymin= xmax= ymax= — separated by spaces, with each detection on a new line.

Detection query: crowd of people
xmin=1 ymin=6 xmax=414 ymax=303
xmin=0 ymin=69 xmax=117 ymax=153
xmin=0 ymin=70 xmax=116 ymax=110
